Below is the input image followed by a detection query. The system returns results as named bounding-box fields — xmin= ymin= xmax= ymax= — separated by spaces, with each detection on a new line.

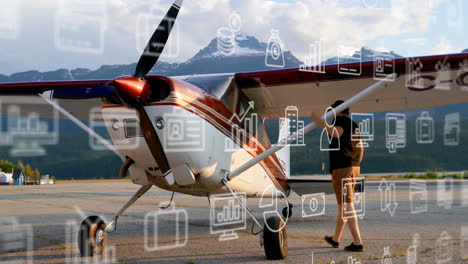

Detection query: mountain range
xmin=0 ymin=35 xmax=412 ymax=82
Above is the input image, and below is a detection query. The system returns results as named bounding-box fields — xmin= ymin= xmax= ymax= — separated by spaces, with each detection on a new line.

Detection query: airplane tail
xmin=276 ymin=118 xmax=290 ymax=178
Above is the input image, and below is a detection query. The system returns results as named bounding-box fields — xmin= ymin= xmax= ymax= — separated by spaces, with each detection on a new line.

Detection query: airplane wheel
xmin=78 ymin=216 xmax=107 ymax=257
xmin=263 ymin=216 xmax=288 ymax=260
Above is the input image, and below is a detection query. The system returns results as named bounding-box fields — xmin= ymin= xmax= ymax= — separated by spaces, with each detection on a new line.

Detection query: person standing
xmin=310 ymin=100 xmax=365 ymax=252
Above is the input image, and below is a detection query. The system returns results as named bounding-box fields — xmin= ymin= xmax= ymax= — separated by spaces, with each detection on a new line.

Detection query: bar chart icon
xmin=351 ymin=113 xmax=374 ymax=148
xmin=299 ymin=40 xmax=325 ymax=73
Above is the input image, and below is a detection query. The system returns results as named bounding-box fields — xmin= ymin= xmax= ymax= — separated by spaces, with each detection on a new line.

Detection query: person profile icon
xmin=320 ymin=107 xmax=340 ymax=151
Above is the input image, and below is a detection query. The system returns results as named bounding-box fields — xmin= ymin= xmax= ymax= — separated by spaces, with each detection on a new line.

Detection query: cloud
xmin=0 ymin=0 xmax=451 ymax=74
xmin=403 ymin=38 xmax=427 ymax=46
xmin=426 ymin=37 xmax=456 ymax=55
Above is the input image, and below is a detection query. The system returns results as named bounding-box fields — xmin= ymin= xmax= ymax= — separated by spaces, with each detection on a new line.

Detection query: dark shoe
xmin=344 ymin=243 xmax=364 ymax=252
xmin=324 ymin=236 xmax=339 ymax=248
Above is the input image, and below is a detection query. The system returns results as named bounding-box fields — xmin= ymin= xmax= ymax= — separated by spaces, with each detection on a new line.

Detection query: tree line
xmin=0 ymin=160 xmax=41 ymax=183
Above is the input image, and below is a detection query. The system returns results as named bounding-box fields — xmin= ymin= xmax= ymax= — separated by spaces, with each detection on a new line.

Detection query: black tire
xmin=263 ymin=216 xmax=288 ymax=260
xmin=78 ymin=215 xmax=107 ymax=257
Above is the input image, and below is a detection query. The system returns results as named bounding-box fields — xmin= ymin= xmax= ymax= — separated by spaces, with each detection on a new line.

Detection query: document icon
xmin=163 ymin=109 xmax=205 ymax=152
xmin=444 ymin=113 xmax=460 ymax=146
xmin=409 ymin=179 xmax=428 ymax=214
xmin=374 ymin=53 xmax=395 ymax=81
xmin=54 ymin=0 xmax=108 ymax=54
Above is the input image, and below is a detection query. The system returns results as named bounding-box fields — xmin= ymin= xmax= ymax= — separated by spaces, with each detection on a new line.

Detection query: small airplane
xmin=1 ymin=0 xmax=468 ymax=260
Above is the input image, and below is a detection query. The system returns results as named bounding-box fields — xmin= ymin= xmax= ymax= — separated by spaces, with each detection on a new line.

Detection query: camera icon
xmin=301 ymin=193 xmax=326 ymax=217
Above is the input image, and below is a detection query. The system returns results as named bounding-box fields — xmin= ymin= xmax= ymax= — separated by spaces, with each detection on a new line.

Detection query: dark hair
xmin=331 ymin=100 xmax=349 ymax=115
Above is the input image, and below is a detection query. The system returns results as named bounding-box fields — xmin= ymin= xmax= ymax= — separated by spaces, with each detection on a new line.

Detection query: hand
xmin=310 ymin=112 xmax=322 ymax=123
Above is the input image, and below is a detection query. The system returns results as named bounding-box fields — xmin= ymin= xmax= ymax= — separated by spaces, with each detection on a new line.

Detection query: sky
xmin=0 ymin=0 xmax=466 ymax=75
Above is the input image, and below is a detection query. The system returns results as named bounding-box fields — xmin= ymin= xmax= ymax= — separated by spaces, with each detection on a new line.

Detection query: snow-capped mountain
xmin=323 ymin=46 xmax=403 ymax=65
xmin=191 ymin=34 xmax=265 ymax=59
xmin=1 ymin=36 xmax=431 ymax=82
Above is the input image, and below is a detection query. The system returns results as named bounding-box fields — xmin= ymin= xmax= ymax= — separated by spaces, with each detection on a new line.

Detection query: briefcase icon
xmin=416 ymin=111 xmax=434 ymax=144
xmin=144 ymin=209 xmax=188 ymax=251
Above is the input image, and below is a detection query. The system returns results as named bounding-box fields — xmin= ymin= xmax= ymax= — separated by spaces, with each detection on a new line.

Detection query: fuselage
xmin=99 ymin=75 xmax=289 ymax=198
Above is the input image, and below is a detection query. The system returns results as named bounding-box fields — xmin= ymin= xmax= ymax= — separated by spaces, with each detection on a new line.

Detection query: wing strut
xmin=224 ymin=73 xmax=397 ymax=183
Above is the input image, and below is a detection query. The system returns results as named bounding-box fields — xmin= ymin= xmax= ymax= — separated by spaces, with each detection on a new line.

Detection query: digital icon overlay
xmin=385 ymin=113 xmax=406 ymax=153
xmin=225 ymin=101 xmax=258 ymax=152
xmin=210 ymin=193 xmax=246 ymax=241
xmin=351 ymin=113 xmax=374 ymax=148
xmin=216 ymin=12 xmax=242 ymax=56
xmin=301 ymin=193 xmax=326 ymax=217
xmin=144 ymin=208 xmax=189 ymax=251
xmin=342 ymin=177 xmax=365 ymax=220
xmin=379 ymin=178 xmax=398 ymax=217
xmin=416 ymin=111 xmax=435 ymax=144
xmin=278 ymin=106 xmax=305 ymax=146
xmin=409 ymin=179 xmax=428 ymax=214
xmin=300 ymin=40 xmax=326 ymax=73
xmin=265 ymin=29 xmax=285 ymax=68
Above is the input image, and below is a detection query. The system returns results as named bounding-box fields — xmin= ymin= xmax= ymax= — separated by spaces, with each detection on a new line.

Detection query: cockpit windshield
xmin=183 ymin=74 xmax=237 ymax=112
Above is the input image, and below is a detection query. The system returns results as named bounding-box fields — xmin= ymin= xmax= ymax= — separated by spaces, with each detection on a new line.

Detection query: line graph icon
xmin=225 ymin=101 xmax=258 ymax=152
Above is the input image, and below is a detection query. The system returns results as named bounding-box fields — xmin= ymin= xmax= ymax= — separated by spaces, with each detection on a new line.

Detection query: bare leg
xmin=332 ymin=204 xmax=347 ymax=242
xmin=345 ymin=202 xmax=363 ymax=245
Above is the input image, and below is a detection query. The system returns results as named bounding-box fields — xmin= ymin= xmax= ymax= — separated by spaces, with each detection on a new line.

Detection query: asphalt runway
xmin=0 ymin=179 xmax=467 ymax=264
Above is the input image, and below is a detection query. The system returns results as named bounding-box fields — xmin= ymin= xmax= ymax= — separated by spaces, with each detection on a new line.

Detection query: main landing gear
xmin=78 ymin=184 xmax=152 ymax=258
xmin=78 ymin=181 xmax=291 ymax=260
xmin=222 ymin=179 xmax=290 ymax=260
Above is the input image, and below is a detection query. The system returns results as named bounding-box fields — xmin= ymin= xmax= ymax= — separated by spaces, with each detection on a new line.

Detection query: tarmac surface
xmin=0 ymin=179 xmax=467 ymax=264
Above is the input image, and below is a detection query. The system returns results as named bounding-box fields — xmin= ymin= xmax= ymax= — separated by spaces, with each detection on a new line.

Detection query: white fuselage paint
xmin=101 ymin=104 xmax=282 ymax=198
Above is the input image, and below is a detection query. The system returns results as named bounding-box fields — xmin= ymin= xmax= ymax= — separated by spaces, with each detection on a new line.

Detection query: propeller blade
xmin=134 ymin=99 xmax=172 ymax=176
xmin=134 ymin=0 xmax=183 ymax=79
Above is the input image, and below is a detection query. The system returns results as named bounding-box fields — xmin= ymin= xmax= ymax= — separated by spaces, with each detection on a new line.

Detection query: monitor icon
xmin=210 ymin=193 xmax=246 ymax=241
xmin=351 ymin=113 xmax=374 ymax=148
xmin=2 ymin=98 xmax=59 ymax=157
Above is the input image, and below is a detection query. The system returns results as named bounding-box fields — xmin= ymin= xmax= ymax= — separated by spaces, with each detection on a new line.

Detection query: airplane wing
xmin=0 ymin=80 xmax=113 ymax=120
xmin=235 ymin=53 xmax=468 ymax=118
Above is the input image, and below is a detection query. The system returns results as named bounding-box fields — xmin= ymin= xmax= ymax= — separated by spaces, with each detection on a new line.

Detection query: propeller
xmin=110 ymin=0 xmax=184 ymax=181
xmin=135 ymin=0 xmax=183 ymax=79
